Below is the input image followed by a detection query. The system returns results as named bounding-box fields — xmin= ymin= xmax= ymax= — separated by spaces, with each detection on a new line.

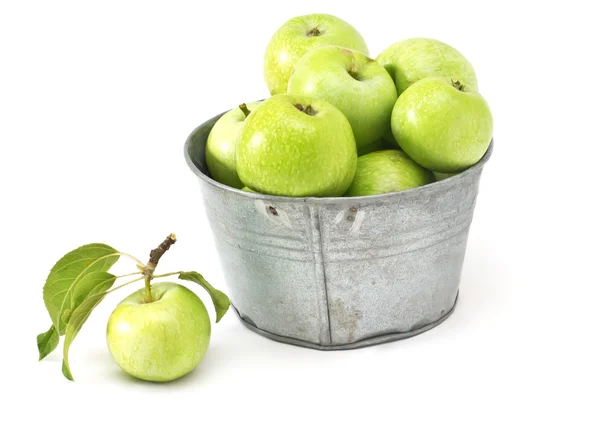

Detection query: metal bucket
xmin=184 ymin=109 xmax=493 ymax=350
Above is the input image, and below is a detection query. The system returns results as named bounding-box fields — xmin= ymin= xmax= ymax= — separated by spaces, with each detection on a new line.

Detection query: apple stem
xmin=239 ymin=103 xmax=251 ymax=118
xmin=142 ymin=233 xmax=177 ymax=302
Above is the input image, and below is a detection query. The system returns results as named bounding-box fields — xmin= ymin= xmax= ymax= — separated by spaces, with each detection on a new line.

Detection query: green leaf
xmin=42 ymin=243 xmax=120 ymax=335
xmin=72 ymin=270 xmax=117 ymax=307
xmin=37 ymin=325 xmax=59 ymax=361
xmin=62 ymin=360 xmax=73 ymax=381
xmin=62 ymin=272 xmax=116 ymax=381
xmin=178 ymin=271 xmax=230 ymax=322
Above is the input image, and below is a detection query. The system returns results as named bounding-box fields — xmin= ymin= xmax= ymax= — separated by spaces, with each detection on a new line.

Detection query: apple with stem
xmin=37 ymin=233 xmax=230 ymax=382
xmin=106 ymin=282 xmax=211 ymax=383
xmin=206 ymin=102 xmax=262 ymax=189
xmin=344 ymin=149 xmax=434 ymax=196
xmin=377 ymin=38 xmax=478 ymax=95
xmin=288 ymin=46 xmax=397 ymax=155
xmin=236 ymin=94 xmax=357 ymax=197
xmin=391 ymin=77 xmax=493 ymax=173
xmin=264 ymin=13 xmax=369 ymax=95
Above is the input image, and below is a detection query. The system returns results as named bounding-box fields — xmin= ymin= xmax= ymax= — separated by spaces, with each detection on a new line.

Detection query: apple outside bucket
xmin=183 ymin=108 xmax=493 ymax=350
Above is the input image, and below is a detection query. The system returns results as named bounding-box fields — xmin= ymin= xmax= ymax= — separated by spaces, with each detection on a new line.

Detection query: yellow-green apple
xmin=236 ymin=94 xmax=357 ymax=197
xmin=391 ymin=77 xmax=493 ymax=173
xmin=206 ymin=102 xmax=262 ymax=188
xmin=344 ymin=149 xmax=434 ymax=196
xmin=106 ymin=282 xmax=210 ymax=382
xmin=288 ymin=46 xmax=397 ymax=155
xmin=377 ymin=38 xmax=478 ymax=95
xmin=264 ymin=14 xmax=368 ymax=95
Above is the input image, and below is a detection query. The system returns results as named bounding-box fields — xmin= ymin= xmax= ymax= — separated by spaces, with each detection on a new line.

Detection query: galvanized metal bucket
xmin=184 ymin=109 xmax=493 ymax=350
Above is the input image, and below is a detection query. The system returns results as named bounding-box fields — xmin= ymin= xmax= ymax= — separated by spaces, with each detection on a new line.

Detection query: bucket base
xmin=232 ymin=292 xmax=459 ymax=350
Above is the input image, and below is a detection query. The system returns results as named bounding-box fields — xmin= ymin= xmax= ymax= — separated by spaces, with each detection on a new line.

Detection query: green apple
xmin=288 ymin=46 xmax=397 ymax=154
xmin=264 ymin=13 xmax=368 ymax=95
xmin=377 ymin=38 xmax=478 ymax=95
xmin=206 ymin=102 xmax=262 ymax=188
xmin=391 ymin=77 xmax=493 ymax=173
xmin=236 ymin=94 xmax=357 ymax=197
xmin=433 ymin=171 xmax=458 ymax=181
xmin=106 ymin=282 xmax=210 ymax=382
xmin=344 ymin=149 xmax=434 ymax=196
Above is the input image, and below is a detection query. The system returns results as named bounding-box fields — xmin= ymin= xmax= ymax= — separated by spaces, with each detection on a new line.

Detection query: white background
xmin=1 ymin=0 xmax=599 ymax=419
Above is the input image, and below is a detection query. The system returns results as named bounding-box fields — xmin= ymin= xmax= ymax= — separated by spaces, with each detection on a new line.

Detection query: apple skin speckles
xmin=263 ymin=14 xmax=369 ymax=95
xmin=106 ymin=282 xmax=211 ymax=383
xmin=206 ymin=101 xmax=263 ymax=189
xmin=236 ymin=94 xmax=357 ymax=197
xmin=288 ymin=45 xmax=397 ymax=154
xmin=376 ymin=37 xmax=478 ymax=96
xmin=344 ymin=149 xmax=435 ymax=197
xmin=390 ymin=77 xmax=492 ymax=173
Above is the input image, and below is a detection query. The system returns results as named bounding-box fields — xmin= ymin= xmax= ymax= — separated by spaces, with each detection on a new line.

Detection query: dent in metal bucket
xmin=184 ymin=110 xmax=492 ymax=350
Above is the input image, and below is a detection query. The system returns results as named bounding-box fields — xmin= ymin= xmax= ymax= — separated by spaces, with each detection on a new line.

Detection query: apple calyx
xmin=306 ymin=27 xmax=321 ymax=37
xmin=451 ymin=79 xmax=465 ymax=92
xmin=239 ymin=103 xmax=251 ymax=119
xmin=294 ymin=103 xmax=317 ymax=116
xmin=141 ymin=233 xmax=177 ymax=302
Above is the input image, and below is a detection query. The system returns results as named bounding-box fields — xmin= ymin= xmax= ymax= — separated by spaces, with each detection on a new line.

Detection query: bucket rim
xmin=183 ymin=110 xmax=494 ymax=204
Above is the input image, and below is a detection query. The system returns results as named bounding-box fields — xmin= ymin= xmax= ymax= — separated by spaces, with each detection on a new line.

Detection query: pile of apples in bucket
xmin=206 ymin=13 xmax=493 ymax=197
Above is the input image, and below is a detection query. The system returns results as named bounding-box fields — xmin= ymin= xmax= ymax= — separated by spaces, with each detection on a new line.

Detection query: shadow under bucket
xmin=184 ymin=109 xmax=493 ymax=350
